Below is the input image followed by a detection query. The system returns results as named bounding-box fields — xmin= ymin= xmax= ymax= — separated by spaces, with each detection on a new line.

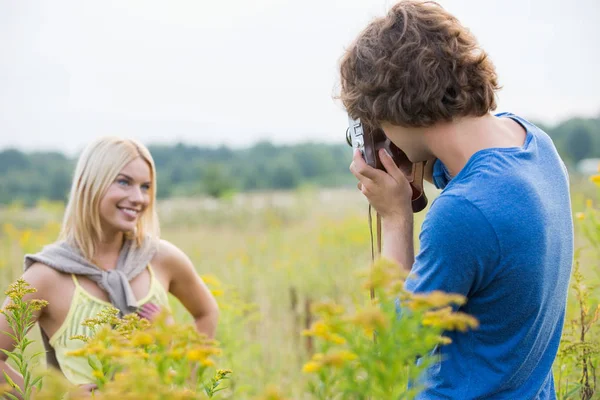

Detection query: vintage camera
xmin=346 ymin=116 xmax=428 ymax=213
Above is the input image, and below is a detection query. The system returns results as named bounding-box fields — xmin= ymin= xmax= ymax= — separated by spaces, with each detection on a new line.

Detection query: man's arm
xmin=349 ymin=148 xmax=416 ymax=272
xmin=381 ymin=215 xmax=414 ymax=274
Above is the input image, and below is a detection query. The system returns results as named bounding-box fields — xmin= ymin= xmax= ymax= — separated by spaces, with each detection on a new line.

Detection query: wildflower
xmin=576 ymin=212 xmax=585 ymax=221
xmin=302 ymin=349 xmax=358 ymax=374
xmin=5 ymin=278 xmax=37 ymax=301
xmin=185 ymin=346 xmax=220 ymax=362
xmin=201 ymin=274 xmax=222 ymax=287
xmin=321 ymin=350 xmax=358 ymax=367
xmin=302 ymin=361 xmax=322 ymax=373
xmin=591 ymin=174 xmax=600 ymax=187
xmin=69 ymin=335 xmax=89 ymax=343
xmin=311 ymin=301 xmax=345 ymax=317
xmin=348 ymin=306 xmax=389 ymax=332
xmin=168 ymin=348 xmax=185 ymax=360
xmin=1 ymin=304 xmax=18 ymax=312
xmin=422 ymin=306 xmax=479 ymax=332
xmin=18 ymin=230 xmax=32 ymax=249
xmin=438 ymin=336 xmax=453 ymax=345
xmin=215 ymin=369 xmax=232 ymax=380
xmin=302 ymin=321 xmax=346 ymax=344
xmin=359 ymin=258 xmax=406 ymax=291
xmin=66 ymin=348 xmax=87 ymax=357
xmin=130 ymin=331 xmax=153 ymax=347
xmin=200 ymin=358 xmax=215 ymax=367
xmin=407 ymin=291 xmax=466 ymax=311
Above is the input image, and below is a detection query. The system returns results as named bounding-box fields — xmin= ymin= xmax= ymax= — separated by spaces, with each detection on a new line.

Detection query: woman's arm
xmin=159 ymin=240 xmax=219 ymax=339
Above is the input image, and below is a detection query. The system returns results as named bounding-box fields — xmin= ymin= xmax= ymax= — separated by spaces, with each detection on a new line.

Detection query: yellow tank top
xmin=48 ymin=265 xmax=170 ymax=385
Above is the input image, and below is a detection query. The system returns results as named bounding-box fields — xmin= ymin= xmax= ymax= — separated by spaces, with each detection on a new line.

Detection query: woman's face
xmin=98 ymin=157 xmax=152 ymax=238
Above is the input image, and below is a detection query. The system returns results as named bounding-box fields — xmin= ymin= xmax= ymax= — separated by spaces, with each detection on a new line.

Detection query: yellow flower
xmin=591 ymin=174 xmax=600 ymax=187
xmin=215 ymin=369 xmax=232 ymax=380
xmin=422 ymin=307 xmax=479 ymax=332
xmin=576 ymin=212 xmax=585 ymax=221
xmin=586 ymin=199 xmax=593 ymax=209
xmin=408 ymin=291 xmax=466 ymax=311
xmin=168 ymin=348 xmax=185 ymax=360
xmin=69 ymin=335 xmax=89 ymax=343
xmin=18 ymin=229 xmax=32 ymax=249
xmin=4 ymin=278 xmax=37 ymax=301
xmin=349 ymin=307 xmax=389 ymax=331
xmin=438 ymin=336 xmax=453 ymax=345
xmin=66 ymin=348 xmax=87 ymax=357
xmin=200 ymin=358 xmax=215 ymax=367
xmin=303 ymin=350 xmax=358 ymax=373
xmin=201 ymin=274 xmax=222 ymax=287
xmin=311 ymin=301 xmax=345 ymax=317
xmin=29 ymin=299 xmax=49 ymax=311
xmin=130 ymin=331 xmax=153 ymax=347
xmin=302 ymin=361 xmax=322 ymax=373
xmin=359 ymin=257 xmax=406 ymax=292
xmin=302 ymin=321 xmax=346 ymax=344
xmin=185 ymin=347 xmax=212 ymax=362
xmin=321 ymin=350 xmax=358 ymax=367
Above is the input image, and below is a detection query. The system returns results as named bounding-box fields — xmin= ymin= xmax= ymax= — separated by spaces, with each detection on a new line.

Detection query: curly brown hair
xmin=338 ymin=0 xmax=501 ymax=128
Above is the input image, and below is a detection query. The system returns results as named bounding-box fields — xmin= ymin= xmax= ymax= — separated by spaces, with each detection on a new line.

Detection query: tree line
xmin=1 ymin=114 xmax=598 ymax=206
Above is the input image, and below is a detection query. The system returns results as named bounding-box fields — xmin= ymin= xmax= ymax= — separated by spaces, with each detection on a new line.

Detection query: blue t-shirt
xmin=405 ymin=112 xmax=574 ymax=399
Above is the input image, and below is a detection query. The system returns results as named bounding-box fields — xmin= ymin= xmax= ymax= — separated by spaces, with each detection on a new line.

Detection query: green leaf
xmin=30 ymin=375 xmax=44 ymax=389
xmin=3 ymin=392 xmax=20 ymax=400
xmin=0 ymin=331 xmax=18 ymax=342
xmin=88 ymin=356 xmax=102 ymax=372
xmin=22 ymin=370 xmax=30 ymax=389
xmin=2 ymin=371 xmax=20 ymax=392
xmin=565 ymin=384 xmax=582 ymax=398
xmin=0 ymin=349 xmax=23 ymax=368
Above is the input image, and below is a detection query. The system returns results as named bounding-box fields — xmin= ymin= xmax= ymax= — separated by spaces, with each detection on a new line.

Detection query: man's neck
xmin=426 ymin=113 xmax=527 ymax=177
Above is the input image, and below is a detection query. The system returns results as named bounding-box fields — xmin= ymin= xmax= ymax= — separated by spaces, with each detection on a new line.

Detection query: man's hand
xmin=349 ymin=148 xmax=413 ymax=220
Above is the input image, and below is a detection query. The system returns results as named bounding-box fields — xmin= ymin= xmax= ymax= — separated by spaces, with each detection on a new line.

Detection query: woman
xmin=0 ymin=136 xmax=219 ymax=392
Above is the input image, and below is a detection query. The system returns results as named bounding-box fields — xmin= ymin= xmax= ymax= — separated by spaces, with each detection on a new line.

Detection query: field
xmin=0 ymin=179 xmax=599 ymax=399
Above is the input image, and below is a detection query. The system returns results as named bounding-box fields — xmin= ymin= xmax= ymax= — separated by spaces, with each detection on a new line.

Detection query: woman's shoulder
xmin=150 ymin=239 xmax=195 ymax=277
xmin=24 ymin=261 xmax=68 ymax=280
xmin=21 ymin=262 xmax=71 ymax=299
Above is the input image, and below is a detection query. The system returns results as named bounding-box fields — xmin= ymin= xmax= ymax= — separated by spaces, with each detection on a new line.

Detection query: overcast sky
xmin=1 ymin=0 xmax=599 ymax=155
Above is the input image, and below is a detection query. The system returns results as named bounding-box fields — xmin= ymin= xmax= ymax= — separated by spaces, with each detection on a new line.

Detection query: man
xmin=341 ymin=1 xmax=573 ymax=398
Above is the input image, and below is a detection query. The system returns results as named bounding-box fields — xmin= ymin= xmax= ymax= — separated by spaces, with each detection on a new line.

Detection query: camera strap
xmin=367 ymin=204 xmax=382 ymax=303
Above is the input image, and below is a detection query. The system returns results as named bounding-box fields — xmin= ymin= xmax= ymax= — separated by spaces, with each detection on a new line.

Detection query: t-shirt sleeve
xmin=404 ymin=194 xmax=500 ymax=299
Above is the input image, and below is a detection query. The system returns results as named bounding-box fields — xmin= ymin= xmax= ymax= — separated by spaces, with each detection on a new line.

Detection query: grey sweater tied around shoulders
xmin=22 ymin=236 xmax=158 ymax=370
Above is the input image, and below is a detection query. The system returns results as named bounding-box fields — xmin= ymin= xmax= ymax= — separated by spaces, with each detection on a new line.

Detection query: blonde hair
xmin=59 ymin=136 xmax=160 ymax=260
